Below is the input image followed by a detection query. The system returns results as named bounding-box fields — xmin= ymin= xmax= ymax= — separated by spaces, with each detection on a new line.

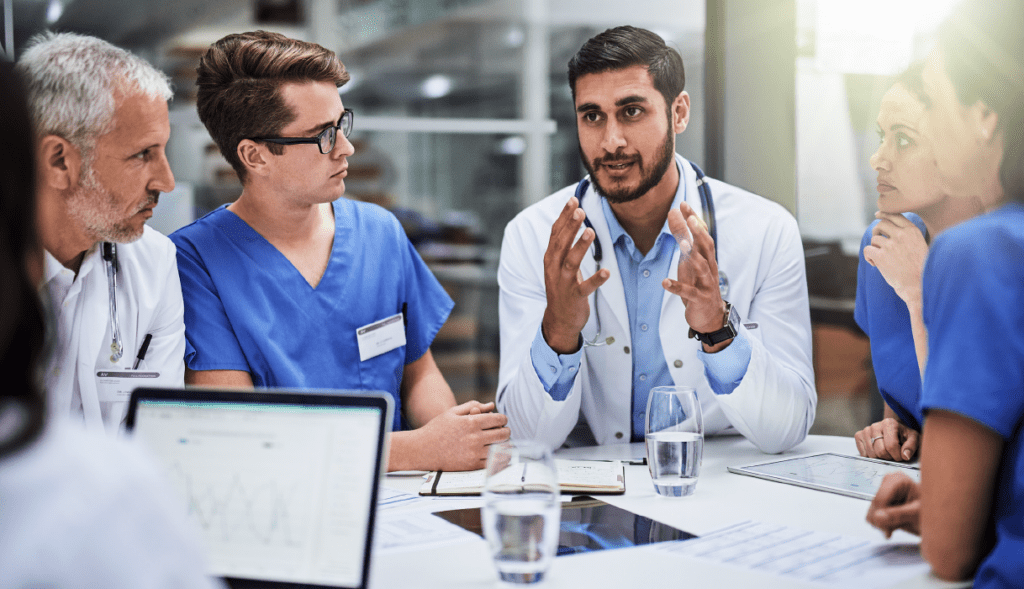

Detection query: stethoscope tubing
xmin=101 ymin=242 xmax=124 ymax=362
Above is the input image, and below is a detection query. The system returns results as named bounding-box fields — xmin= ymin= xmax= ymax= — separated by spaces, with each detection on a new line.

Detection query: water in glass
xmin=482 ymin=494 xmax=560 ymax=583
xmin=646 ymin=431 xmax=703 ymax=496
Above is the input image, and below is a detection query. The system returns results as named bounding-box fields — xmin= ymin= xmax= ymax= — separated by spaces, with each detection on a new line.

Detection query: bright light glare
xmin=499 ymin=136 xmax=526 ymax=155
xmin=46 ymin=0 xmax=63 ymax=24
xmin=814 ymin=0 xmax=960 ymax=74
xmin=421 ymin=75 xmax=452 ymax=99
xmin=505 ymin=27 xmax=524 ymax=47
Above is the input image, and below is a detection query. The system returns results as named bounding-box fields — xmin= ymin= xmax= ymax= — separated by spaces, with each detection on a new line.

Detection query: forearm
xmin=906 ymin=297 xmax=929 ymax=380
xmin=401 ymin=350 xmax=457 ymax=429
xmin=387 ymin=430 xmax=429 ymax=472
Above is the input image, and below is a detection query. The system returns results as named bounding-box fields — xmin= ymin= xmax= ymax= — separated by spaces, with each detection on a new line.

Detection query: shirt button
xmin=623 ymin=346 xmax=631 ymax=354
xmin=615 ymin=432 xmax=624 ymax=439
xmin=639 ymin=374 xmax=647 ymax=381
xmin=642 ymin=270 xmax=651 ymax=278
xmin=550 ymin=366 xmax=557 ymax=374
xmin=569 ymin=366 xmax=576 ymax=372
xmin=640 ymin=323 xmax=648 ymax=332
xmin=674 ymin=359 xmax=683 ymax=368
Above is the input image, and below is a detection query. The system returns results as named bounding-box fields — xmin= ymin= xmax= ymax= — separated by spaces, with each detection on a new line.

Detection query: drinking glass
xmin=481 ymin=440 xmax=560 ymax=584
xmin=645 ymin=386 xmax=704 ymax=497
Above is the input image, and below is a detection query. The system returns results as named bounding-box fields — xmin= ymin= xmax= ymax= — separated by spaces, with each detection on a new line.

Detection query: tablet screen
xmin=729 ymin=453 xmax=920 ymax=500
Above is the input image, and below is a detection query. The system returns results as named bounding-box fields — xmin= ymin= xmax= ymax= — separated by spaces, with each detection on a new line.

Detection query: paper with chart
xmin=656 ymin=520 xmax=929 ymax=589
xmin=729 ymin=453 xmax=920 ymax=500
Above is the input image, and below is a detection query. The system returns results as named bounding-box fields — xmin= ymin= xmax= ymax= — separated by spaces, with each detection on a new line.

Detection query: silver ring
xmin=870 ymin=435 xmax=883 ymax=444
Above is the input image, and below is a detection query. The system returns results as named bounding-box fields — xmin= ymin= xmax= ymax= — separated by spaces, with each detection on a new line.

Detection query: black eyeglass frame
xmin=251 ymin=109 xmax=354 ymax=154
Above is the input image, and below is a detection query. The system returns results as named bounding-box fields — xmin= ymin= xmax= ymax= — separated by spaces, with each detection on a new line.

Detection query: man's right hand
xmin=540 ymin=196 xmax=610 ymax=354
xmin=416 ymin=401 xmax=509 ymax=471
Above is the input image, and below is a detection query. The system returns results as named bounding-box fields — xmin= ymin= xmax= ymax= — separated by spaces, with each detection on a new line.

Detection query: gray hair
xmin=16 ymin=32 xmax=172 ymax=160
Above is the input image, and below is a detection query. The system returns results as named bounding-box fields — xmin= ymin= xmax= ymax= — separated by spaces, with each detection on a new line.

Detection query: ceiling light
xmin=421 ymin=75 xmax=452 ymax=99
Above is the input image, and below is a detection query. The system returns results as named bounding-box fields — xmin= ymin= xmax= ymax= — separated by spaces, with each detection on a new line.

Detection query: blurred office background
xmin=2 ymin=0 xmax=960 ymax=435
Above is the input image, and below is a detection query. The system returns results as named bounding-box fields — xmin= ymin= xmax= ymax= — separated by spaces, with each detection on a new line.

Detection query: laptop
xmin=125 ymin=387 xmax=393 ymax=589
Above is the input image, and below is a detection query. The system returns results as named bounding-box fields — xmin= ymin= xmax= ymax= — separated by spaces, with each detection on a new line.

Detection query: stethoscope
xmin=101 ymin=242 xmax=124 ymax=362
xmin=578 ymin=159 xmax=726 ymax=347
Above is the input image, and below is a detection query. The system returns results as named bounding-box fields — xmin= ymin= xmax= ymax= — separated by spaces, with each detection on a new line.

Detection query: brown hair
xmin=195 ymin=30 xmax=349 ymax=183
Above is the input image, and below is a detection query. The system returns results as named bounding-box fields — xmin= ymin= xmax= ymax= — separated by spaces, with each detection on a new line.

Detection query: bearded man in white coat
xmin=497 ymin=26 xmax=815 ymax=453
xmin=18 ymin=32 xmax=185 ymax=433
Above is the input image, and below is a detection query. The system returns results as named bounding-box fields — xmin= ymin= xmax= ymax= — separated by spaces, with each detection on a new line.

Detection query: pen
xmin=133 ymin=334 xmax=153 ymax=369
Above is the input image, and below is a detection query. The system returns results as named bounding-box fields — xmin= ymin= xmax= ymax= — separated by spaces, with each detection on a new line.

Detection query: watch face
xmin=726 ymin=302 xmax=740 ymax=329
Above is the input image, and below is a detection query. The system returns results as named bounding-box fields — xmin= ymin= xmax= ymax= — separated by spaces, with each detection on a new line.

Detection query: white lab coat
xmin=497 ymin=157 xmax=815 ymax=454
xmin=43 ymin=226 xmax=186 ymax=434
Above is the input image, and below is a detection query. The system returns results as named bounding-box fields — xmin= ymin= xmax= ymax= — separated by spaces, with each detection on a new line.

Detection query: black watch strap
xmin=688 ymin=302 xmax=738 ymax=346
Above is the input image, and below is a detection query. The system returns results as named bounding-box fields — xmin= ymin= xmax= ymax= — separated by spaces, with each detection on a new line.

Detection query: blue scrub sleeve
xmin=853 ymin=223 xmax=874 ymax=335
xmin=398 ymin=234 xmax=455 ymax=365
xmin=172 ymin=236 xmax=251 ymax=373
xmin=921 ymin=224 xmax=1024 ymax=438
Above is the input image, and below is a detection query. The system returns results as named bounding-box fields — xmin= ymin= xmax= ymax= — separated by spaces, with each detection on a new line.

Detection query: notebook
xmin=125 ymin=387 xmax=392 ymax=589
xmin=419 ymin=459 xmax=626 ymax=496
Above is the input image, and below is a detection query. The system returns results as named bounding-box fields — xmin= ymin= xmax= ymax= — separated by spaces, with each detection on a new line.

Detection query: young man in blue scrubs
xmin=866 ymin=1 xmax=1024 ymax=586
xmin=170 ymin=31 xmax=508 ymax=472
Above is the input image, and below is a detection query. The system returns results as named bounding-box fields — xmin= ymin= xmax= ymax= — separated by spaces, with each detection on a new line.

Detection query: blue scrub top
xmin=921 ymin=203 xmax=1024 ymax=589
xmin=854 ymin=213 xmax=926 ymax=430
xmin=170 ymin=199 xmax=454 ymax=433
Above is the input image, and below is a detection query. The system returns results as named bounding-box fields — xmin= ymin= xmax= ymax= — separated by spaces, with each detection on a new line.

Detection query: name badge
xmin=356 ymin=312 xmax=406 ymax=362
xmin=95 ymin=370 xmax=160 ymax=403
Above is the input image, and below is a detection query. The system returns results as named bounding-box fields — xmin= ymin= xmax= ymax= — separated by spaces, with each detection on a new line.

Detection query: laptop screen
xmin=126 ymin=389 xmax=391 ymax=589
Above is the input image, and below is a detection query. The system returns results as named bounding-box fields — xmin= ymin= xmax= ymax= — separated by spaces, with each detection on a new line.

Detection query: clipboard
xmin=727 ymin=452 xmax=920 ymax=500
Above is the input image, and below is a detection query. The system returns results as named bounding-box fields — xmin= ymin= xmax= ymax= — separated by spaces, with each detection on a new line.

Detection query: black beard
xmin=580 ymin=130 xmax=676 ymax=204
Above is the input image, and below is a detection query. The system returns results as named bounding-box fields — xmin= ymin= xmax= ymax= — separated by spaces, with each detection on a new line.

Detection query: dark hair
xmin=195 ymin=30 xmax=350 ymax=183
xmin=938 ymin=0 xmax=1024 ymax=202
xmin=568 ymin=26 xmax=685 ymax=111
xmin=0 ymin=60 xmax=47 ymax=459
xmin=893 ymin=62 xmax=929 ymax=108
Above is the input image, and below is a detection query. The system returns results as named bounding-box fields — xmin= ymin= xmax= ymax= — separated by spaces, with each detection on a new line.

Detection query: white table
xmin=371 ymin=435 xmax=964 ymax=589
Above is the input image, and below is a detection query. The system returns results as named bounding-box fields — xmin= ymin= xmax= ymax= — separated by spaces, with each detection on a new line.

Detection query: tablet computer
xmin=727 ymin=452 xmax=920 ymax=500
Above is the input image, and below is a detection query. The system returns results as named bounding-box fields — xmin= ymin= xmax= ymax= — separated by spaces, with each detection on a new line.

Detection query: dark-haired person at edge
xmin=497 ymin=26 xmax=815 ymax=453
xmin=865 ymin=1 xmax=1024 ymax=586
xmin=0 ymin=60 xmax=219 ymax=589
xmin=852 ymin=63 xmax=984 ymax=463
xmin=170 ymin=31 xmax=508 ymax=472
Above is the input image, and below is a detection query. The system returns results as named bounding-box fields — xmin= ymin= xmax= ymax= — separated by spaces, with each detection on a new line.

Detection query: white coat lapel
xmin=580 ymin=186 xmax=629 ymax=339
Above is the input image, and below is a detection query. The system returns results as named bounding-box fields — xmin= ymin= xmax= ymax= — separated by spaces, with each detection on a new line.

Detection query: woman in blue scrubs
xmin=866 ymin=2 xmax=1024 ymax=586
xmin=853 ymin=64 xmax=983 ymax=462
xmin=171 ymin=31 xmax=509 ymax=473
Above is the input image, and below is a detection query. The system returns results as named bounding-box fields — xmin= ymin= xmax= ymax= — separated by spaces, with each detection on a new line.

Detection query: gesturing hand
xmin=541 ymin=196 xmax=610 ymax=354
xmin=663 ymin=201 xmax=726 ymax=336
xmin=855 ymin=417 xmax=920 ymax=462
xmin=418 ymin=401 xmax=509 ymax=472
xmin=863 ymin=212 xmax=928 ymax=307
xmin=866 ymin=473 xmax=921 ymax=538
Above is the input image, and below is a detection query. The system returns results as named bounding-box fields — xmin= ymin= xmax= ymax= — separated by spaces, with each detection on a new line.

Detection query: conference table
xmin=371 ymin=435 xmax=966 ymax=589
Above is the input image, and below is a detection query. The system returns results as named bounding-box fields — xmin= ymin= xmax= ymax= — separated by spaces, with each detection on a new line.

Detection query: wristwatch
xmin=688 ymin=301 xmax=739 ymax=347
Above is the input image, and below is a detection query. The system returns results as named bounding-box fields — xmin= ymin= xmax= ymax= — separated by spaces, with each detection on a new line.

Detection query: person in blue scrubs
xmin=170 ymin=31 xmax=508 ymax=472
xmin=866 ymin=1 xmax=1024 ymax=585
xmin=853 ymin=64 xmax=983 ymax=462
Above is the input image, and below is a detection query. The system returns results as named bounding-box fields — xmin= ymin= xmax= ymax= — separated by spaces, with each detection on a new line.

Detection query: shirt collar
xmin=598 ymin=155 xmax=689 ymax=250
xmin=43 ymin=244 xmax=101 ymax=285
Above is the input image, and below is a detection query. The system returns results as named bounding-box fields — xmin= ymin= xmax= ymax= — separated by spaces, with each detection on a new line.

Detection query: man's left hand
xmin=663 ymin=201 xmax=726 ymax=338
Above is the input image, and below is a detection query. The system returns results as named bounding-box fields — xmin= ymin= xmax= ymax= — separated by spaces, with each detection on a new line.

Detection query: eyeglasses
xmin=252 ymin=109 xmax=354 ymax=154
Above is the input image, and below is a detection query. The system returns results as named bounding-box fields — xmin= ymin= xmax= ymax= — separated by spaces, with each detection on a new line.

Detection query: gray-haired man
xmin=18 ymin=32 xmax=185 ymax=433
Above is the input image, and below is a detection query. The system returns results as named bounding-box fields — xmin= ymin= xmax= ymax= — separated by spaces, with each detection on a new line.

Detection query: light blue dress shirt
xmin=530 ymin=160 xmax=752 ymax=441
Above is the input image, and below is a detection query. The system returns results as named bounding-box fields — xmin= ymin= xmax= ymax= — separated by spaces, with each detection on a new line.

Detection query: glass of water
xmin=645 ymin=386 xmax=704 ymax=497
xmin=481 ymin=440 xmax=560 ymax=584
